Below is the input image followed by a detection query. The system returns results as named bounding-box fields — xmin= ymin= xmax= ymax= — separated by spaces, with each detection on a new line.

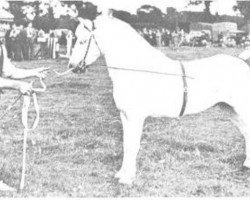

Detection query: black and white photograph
xmin=0 ymin=0 xmax=250 ymax=197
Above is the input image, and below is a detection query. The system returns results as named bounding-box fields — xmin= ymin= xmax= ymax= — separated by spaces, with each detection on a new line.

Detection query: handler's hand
xmin=34 ymin=67 xmax=50 ymax=79
xmin=19 ymin=82 xmax=33 ymax=95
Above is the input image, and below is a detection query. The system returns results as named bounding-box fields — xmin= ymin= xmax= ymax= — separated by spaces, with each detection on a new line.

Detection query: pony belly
xmin=111 ymin=77 xmax=184 ymax=118
xmin=114 ymin=96 xmax=183 ymax=118
xmin=185 ymin=72 xmax=250 ymax=115
xmin=182 ymin=55 xmax=250 ymax=115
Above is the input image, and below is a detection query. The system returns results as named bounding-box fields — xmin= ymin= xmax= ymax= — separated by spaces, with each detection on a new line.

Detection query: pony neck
xmin=95 ymin=15 xmax=180 ymax=73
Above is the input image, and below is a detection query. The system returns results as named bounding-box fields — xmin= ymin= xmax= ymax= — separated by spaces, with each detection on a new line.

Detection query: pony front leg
xmin=115 ymin=111 xmax=145 ymax=184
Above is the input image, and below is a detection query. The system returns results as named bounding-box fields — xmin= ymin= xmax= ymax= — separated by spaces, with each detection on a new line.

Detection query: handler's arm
xmin=0 ymin=77 xmax=32 ymax=94
xmin=2 ymin=59 xmax=47 ymax=80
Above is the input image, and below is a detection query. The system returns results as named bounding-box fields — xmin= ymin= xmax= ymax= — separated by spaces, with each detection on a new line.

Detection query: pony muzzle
xmin=68 ymin=63 xmax=75 ymax=69
xmin=54 ymin=60 xmax=88 ymax=76
xmin=70 ymin=60 xmax=88 ymax=74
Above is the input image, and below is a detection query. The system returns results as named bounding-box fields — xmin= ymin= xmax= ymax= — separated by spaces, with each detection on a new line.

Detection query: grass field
xmin=0 ymin=46 xmax=250 ymax=197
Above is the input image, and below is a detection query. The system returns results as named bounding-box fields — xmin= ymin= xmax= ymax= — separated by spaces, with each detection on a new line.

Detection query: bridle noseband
xmin=72 ymin=33 xmax=94 ymax=74
xmin=71 ymin=22 xmax=102 ymax=74
xmin=54 ymin=21 xmax=101 ymax=76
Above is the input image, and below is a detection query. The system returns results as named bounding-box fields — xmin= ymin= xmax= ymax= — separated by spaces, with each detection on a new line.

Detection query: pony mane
xmin=96 ymin=14 xmax=156 ymax=52
xmin=95 ymin=14 xmax=177 ymax=70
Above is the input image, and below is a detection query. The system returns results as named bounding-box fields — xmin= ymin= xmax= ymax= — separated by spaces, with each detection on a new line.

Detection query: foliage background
xmin=0 ymin=0 xmax=248 ymax=32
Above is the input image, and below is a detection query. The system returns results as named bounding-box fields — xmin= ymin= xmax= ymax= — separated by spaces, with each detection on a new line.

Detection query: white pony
xmin=68 ymin=12 xmax=250 ymax=185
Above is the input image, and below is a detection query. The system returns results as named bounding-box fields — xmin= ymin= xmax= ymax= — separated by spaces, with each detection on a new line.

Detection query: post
xmin=66 ymin=31 xmax=73 ymax=58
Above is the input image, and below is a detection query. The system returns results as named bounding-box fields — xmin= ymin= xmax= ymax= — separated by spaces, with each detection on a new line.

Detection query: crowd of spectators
xmin=138 ymin=27 xmax=250 ymax=48
xmin=2 ymin=22 xmax=250 ymax=63
xmin=4 ymin=22 xmax=38 ymax=61
xmin=138 ymin=27 xmax=188 ymax=48
xmin=2 ymin=22 xmax=75 ymax=61
xmin=138 ymin=28 xmax=172 ymax=47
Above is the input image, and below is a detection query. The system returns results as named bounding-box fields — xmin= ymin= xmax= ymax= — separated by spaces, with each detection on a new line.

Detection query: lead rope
xmin=19 ymin=78 xmax=46 ymax=190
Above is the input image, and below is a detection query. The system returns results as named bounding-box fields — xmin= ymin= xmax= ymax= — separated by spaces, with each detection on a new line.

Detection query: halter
xmin=54 ymin=22 xmax=101 ymax=76
xmin=72 ymin=33 xmax=94 ymax=74
xmin=68 ymin=22 xmax=95 ymax=74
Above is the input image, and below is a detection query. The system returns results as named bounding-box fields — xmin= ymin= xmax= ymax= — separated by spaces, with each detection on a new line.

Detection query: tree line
xmin=1 ymin=0 xmax=250 ymax=32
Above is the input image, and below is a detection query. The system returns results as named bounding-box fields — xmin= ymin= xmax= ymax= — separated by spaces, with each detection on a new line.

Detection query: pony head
xmin=68 ymin=17 xmax=101 ymax=73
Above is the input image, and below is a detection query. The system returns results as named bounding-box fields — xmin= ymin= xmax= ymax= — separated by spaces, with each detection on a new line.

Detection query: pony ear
xmin=99 ymin=8 xmax=114 ymax=18
xmin=77 ymin=17 xmax=94 ymax=31
xmin=77 ymin=17 xmax=85 ymax=24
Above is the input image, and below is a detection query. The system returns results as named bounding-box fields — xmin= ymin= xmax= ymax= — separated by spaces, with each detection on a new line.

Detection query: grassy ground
xmin=0 ymin=46 xmax=250 ymax=197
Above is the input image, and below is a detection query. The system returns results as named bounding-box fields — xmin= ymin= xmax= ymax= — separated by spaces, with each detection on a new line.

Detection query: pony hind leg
xmin=115 ymin=111 xmax=145 ymax=184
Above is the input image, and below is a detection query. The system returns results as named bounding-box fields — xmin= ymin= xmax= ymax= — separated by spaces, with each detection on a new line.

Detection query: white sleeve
xmin=2 ymin=58 xmax=18 ymax=78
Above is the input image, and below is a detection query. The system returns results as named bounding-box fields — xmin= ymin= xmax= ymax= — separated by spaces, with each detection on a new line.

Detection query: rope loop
xmin=21 ymin=78 xmax=46 ymax=130
xmin=20 ymin=78 xmax=46 ymax=190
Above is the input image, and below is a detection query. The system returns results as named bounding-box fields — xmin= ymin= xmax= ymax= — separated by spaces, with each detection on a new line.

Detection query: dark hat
xmin=78 ymin=2 xmax=101 ymax=20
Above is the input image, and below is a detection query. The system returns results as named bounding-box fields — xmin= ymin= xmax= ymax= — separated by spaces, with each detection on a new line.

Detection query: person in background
xmin=37 ymin=29 xmax=47 ymax=59
xmin=66 ymin=31 xmax=73 ymax=58
xmin=26 ymin=22 xmax=36 ymax=60
xmin=156 ymin=29 xmax=162 ymax=47
xmin=9 ymin=24 xmax=21 ymax=61
xmin=0 ymin=42 xmax=48 ymax=191
xmin=4 ymin=23 xmax=13 ymax=59
xmin=148 ymin=29 xmax=156 ymax=46
xmin=142 ymin=28 xmax=151 ymax=44
xmin=218 ymin=32 xmax=223 ymax=47
xmin=161 ymin=28 xmax=169 ymax=47
xmin=18 ymin=24 xmax=28 ymax=61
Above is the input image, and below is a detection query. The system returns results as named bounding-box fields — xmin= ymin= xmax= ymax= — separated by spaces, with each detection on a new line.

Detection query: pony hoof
xmin=115 ymin=170 xmax=124 ymax=179
xmin=118 ymin=176 xmax=134 ymax=185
